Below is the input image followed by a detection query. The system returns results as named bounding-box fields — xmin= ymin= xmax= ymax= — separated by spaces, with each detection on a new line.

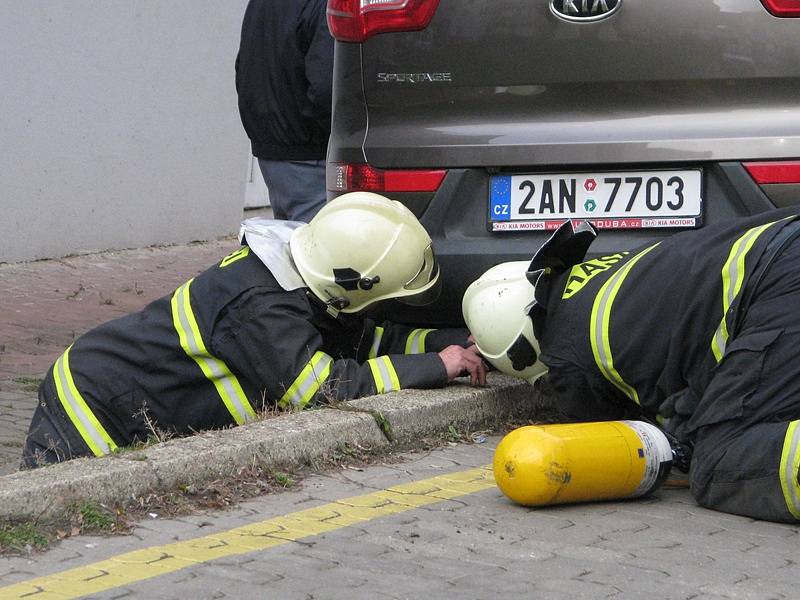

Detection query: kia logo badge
xmin=550 ymin=0 xmax=622 ymax=22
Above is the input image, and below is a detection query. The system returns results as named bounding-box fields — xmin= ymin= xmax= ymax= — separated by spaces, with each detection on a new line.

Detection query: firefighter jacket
xmin=530 ymin=207 xmax=800 ymax=522
xmin=41 ymin=226 xmax=468 ymax=458
xmin=532 ymin=208 xmax=798 ymax=423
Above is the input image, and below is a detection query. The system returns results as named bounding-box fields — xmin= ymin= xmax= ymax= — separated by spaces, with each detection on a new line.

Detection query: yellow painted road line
xmin=1 ymin=466 xmax=495 ymax=599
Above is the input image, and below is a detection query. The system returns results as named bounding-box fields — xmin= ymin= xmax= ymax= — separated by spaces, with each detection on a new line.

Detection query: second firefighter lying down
xmin=464 ymin=207 xmax=800 ymax=524
xmin=23 ymin=193 xmax=486 ymax=467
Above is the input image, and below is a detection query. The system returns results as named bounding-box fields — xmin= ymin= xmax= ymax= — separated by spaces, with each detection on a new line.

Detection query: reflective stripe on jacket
xmin=537 ymin=209 xmax=800 ymax=421
xmin=40 ymin=239 xmax=465 ymax=454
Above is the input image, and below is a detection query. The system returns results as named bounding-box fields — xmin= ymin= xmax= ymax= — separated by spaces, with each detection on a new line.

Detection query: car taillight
xmin=760 ymin=0 xmax=800 ymax=16
xmin=329 ymin=163 xmax=446 ymax=192
xmin=327 ymin=0 xmax=441 ymax=42
xmin=744 ymin=161 xmax=800 ymax=184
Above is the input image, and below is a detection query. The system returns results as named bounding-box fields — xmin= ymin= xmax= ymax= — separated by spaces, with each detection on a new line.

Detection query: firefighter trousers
xmin=21 ymin=374 xmax=91 ymax=469
xmin=689 ymin=235 xmax=800 ymax=522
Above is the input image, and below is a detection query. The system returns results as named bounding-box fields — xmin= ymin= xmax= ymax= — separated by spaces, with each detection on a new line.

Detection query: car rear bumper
xmin=368 ymin=161 xmax=793 ymax=326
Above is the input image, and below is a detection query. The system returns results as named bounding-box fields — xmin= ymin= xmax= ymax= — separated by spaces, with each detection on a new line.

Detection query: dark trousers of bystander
xmin=258 ymin=159 xmax=327 ymax=223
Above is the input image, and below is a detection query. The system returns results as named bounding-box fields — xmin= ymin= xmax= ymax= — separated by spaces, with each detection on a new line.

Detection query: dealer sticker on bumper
xmin=489 ymin=169 xmax=702 ymax=231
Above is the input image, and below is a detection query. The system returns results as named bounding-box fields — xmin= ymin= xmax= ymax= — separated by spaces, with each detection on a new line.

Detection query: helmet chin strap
xmin=305 ymin=291 xmax=349 ymax=318
xmin=327 ymin=296 xmax=350 ymax=312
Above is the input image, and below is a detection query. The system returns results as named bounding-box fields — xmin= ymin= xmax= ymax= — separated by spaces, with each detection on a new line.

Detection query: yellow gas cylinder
xmin=493 ymin=421 xmax=673 ymax=506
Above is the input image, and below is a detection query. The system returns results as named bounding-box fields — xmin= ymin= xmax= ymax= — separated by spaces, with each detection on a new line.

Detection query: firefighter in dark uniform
xmin=464 ymin=207 xmax=800 ymax=523
xmin=23 ymin=192 xmax=486 ymax=467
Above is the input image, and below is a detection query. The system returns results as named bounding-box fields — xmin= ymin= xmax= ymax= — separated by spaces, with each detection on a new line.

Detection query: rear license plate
xmin=489 ymin=169 xmax=703 ymax=231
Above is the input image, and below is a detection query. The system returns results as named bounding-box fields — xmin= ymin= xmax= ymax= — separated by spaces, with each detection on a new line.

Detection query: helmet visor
xmin=398 ymin=244 xmax=441 ymax=306
xmin=398 ymin=274 xmax=442 ymax=306
xmin=404 ymin=244 xmax=438 ymax=291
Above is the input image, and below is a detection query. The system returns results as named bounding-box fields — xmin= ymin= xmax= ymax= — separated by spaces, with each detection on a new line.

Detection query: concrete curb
xmin=0 ymin=374 xmax=533 ymax=521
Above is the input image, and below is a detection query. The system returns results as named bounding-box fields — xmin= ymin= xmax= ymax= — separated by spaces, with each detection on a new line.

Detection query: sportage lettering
xmin=377 ymin=72 xmax=453 ymax=84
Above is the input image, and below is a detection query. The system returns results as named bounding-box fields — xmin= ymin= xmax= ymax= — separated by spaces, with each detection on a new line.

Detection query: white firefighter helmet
xmin=462 ymin=261 xmax=548 ymax=383
xmin=290 ymin=192 xmax=440 ymax=313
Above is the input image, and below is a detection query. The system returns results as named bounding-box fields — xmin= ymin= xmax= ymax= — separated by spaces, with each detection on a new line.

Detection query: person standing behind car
xmin=236 ymin=0 xmax=333 ymax=222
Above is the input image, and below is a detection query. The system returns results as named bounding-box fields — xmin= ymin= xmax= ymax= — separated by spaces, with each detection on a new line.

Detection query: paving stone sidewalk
xmin=3 ymin=439 xmax=799 ymax=599
xmin=0 ymin=234 xmax=244 ymax=475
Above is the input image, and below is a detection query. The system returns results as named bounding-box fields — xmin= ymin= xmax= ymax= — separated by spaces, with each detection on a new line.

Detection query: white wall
xmin=0 ymin=0 xmax=251 ymax=263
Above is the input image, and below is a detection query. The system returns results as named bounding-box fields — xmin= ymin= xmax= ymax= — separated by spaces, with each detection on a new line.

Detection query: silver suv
xmin=326 ymin=0 xmax=800 ymax=325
